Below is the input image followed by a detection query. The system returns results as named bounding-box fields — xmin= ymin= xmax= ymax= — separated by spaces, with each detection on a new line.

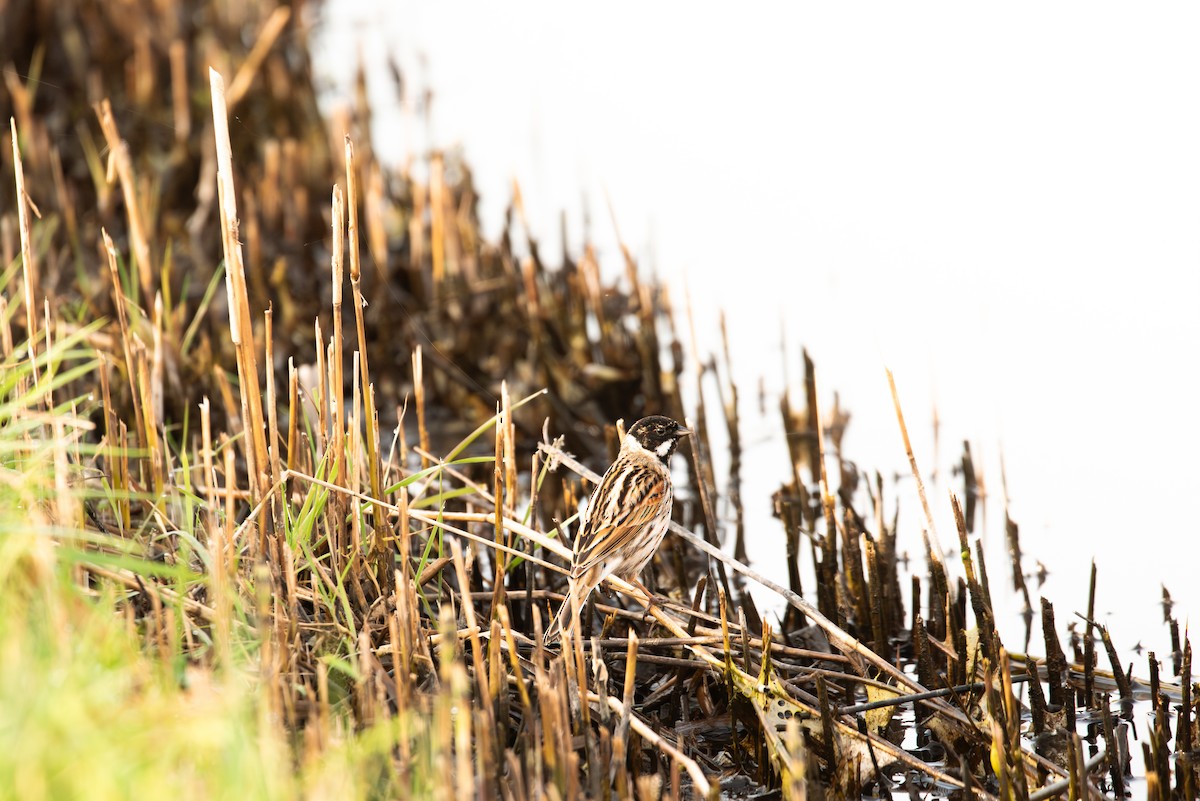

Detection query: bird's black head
xmin=626 ymin=415 xmax=691 ymax=462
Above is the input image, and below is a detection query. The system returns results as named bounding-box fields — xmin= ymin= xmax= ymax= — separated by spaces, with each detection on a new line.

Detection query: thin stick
xmin=886 ymin=368 xmax=945 ymax=564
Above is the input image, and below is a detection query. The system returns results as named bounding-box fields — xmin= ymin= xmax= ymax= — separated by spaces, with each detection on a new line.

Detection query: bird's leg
xmin=630 ymin=577 xmax=658 ymax=618
xmin=582 ymin=592 xmax=597 ymax=640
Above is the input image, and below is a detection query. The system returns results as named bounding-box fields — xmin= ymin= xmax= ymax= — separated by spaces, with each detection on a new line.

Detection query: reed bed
xmin=1 ymin=1 xmax=1196 ymax=799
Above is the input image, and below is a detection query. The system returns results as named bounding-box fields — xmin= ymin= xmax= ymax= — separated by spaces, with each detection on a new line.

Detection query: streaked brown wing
xmin=572 ymin=460 xmax=669 ymax=577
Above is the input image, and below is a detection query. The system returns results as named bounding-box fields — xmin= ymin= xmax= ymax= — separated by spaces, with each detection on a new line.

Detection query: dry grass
xmin=1 ymin=2 xmax=1196 ymax=799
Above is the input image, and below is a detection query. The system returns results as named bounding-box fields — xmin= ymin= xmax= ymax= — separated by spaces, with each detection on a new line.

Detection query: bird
xmin=543 ymin=415 xmax=691 ymax=644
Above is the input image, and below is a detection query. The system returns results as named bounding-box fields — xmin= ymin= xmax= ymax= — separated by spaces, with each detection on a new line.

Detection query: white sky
xmin=314 ymin=2 xmax=1200 ymax=655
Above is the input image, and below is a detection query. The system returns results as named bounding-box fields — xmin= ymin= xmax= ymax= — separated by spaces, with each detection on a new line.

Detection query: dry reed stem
xmin=343 ymin=136 xmax=392 ymax=579
xmin=225 ymin=7 xmax=291 ymax=109
xmin=94 ymin=100 xmax=154 ymax=305
xmin=200 ymin=397 xmax=218 ymax=544
xmin=365 ymin=162 xmax=388 ymax=280
xmin=286 ymin=358 xmax=300 ymax=476
xmin=48 ymin=355 xmax=78 ymax=528
xmin=0 ymin=296 xmax=11 ymax=361
xmin=312 ymin=320 xmax=328 ymax=462
xmin=429 ymin=153 xmax=446 ymax=289
xmin=3 ymin=70 xmax=34 ymax=155
xmin=413 ymin=347 xmax=429 ymax=469
xmin=209 ymin=67 xmax=271 ymax=524
xmin=886 ymin=368 xmax=945 ymax=565
xmin=264 ymin=308 xmax=283 ymax=513
xmin=9 ymin=116 xmax=39 ymax=375
xmin=1083 ymin=559 xmax=1099 ymax=705
xmin=168 ymin=40 xmax=190 ymax=142
xmin=489 ymin=386 xmax=512 ymax=611
xmin=330 ymin=183 xmax=347 ymax=499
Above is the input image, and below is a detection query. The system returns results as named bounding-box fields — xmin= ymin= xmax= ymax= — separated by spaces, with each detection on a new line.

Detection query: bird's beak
xmin=678 ymin=427 xmax=693 ymax=438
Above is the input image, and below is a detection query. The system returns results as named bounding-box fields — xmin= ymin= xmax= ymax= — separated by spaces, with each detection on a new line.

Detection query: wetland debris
xmin=2 ymin=1 xmax=1196 ymax=798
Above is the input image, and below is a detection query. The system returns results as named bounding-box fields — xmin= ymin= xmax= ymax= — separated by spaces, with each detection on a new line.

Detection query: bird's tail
xmin=543 ymin=581 xmax=582 ymax=645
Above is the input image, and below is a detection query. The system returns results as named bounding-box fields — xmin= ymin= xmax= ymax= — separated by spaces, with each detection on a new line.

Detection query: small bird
xmin=544 ymin=415 xmax=691 ymax=644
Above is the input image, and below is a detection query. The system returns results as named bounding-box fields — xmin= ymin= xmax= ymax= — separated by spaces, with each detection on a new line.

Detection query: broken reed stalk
xmin=344 ymin=136 xmax=394 ymax=589
xmin=264 ymin=307 xmax=283 ymax=525
xmin=212 ymin=445 xmax=235 ymax=671
xmin=1098 ymin=625 xmax=1135 ymax=714
xmin=1085 ymin=559 xmax=1098 ymax=704
xmin=1179 ymin=640 xmax=1197 ymax=799
xmin=490 ymin=387 xmax=509 ymax=602
xmin=330 ymin=182 xmax=347 ymax=506
xmin=93 ymin=100 xmax=153 ymax=307
xmin=812 ymin=362 xmax=846 ymax=629
xmin=101 ymin=229 xmax=148 ymax=479
xmin=994 ymin=458 xmax=1034 ymax=656
xmin=209 ymin=68 xmax=271 ymax=536
xmin=954 ymin=492 xmax=998 ymax=663
xmin=413 ymin=347 xmax=429 ymax=469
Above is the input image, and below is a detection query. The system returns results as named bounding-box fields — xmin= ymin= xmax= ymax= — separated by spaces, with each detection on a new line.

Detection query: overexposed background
xmin=313 ymin=3 xmax=1200 ymax=658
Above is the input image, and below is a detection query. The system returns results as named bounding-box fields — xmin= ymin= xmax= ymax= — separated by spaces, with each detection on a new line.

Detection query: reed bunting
xmin=544 ymin=415 xmax=691 ymax=643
